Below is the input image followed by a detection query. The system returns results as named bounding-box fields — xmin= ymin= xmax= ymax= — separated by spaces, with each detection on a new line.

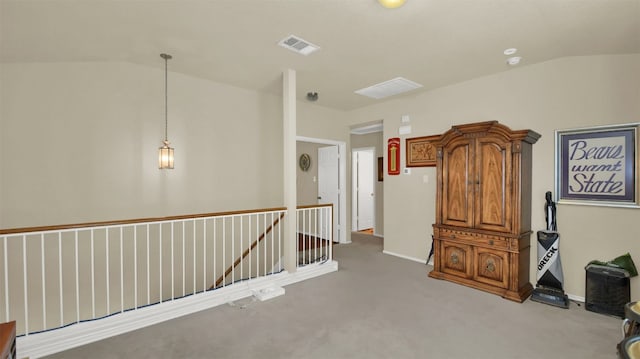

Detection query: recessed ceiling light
xmin=378 ymin=0 xmax=406 ymax=9
xmin=503 ymin=48 xmax=518 ymax=56
xmin=507 ymin=56 xmax=522 ymax=66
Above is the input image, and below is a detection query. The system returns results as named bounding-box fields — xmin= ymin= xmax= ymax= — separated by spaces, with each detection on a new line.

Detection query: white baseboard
xmin=17 ymin=262 xmax=338 ymax=359
xmin=567 ymin=293 xmax=585 ymax=303
xmin=382 ymin=250 xmax=426 ymax=264
xmin=384 ymin=251 xmax=584 ymax=302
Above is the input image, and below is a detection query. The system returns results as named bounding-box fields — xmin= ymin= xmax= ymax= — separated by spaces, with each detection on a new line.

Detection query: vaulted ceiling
xmin=2 ymin=0 xmax=639 ymax=111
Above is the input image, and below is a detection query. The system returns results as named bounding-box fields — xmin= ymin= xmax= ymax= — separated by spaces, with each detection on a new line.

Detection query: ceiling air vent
xmin=278 ymin=35 xmax=320 ymax=56
xmin=350 ymin=123 xmax=383 ymax=135
xmin=355 ymin=77 xmax=423 ymax=99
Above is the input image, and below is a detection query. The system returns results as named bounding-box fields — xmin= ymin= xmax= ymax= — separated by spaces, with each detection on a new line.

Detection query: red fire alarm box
xmin=388 ymin=137 xmax=400 ymax=175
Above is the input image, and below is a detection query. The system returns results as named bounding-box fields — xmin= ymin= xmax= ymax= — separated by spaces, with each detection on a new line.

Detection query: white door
xmin=353 ymin=149 xmax=375 ymax=231
xmin=318 ymin=145 xmax=340 ymax=242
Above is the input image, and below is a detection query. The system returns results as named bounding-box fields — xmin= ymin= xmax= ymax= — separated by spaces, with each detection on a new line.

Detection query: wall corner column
xmin=283 ymin=69 xmax=297 ymax=273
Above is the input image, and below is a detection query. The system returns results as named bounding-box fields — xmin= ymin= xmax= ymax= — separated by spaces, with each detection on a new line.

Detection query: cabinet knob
xmin=451 ymin=234 xmax=456 ymax=239
xmin=486 ymin=262 xmax=495 ymax=273
xmin=488 ymin=239 xmax=494 ymax=245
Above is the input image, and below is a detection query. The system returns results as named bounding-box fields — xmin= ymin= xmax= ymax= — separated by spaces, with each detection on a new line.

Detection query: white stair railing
xmin=0 ymin=208 xmax=287 ymax=337
xmin=296 ymin=204 xmax=333 ymax=268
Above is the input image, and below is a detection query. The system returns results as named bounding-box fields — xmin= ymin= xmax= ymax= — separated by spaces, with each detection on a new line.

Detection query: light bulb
xmin=378 ymin=0 xmax=406 ymax=9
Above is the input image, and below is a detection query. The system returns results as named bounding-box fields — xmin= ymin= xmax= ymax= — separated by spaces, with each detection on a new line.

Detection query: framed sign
xmin=406 ymin=135 xmax=439 ymax=167
xmin=388 ymin=138 xmax=400 ymax=175
xmin=555 ymin=123 xmax=639 ymax=208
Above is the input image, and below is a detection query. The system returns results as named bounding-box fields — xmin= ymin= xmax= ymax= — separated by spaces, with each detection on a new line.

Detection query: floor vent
xmin=278 ymin=35 xmax=320 ymax=56
xmin=355 ymin=77 xmax=423 ymax=99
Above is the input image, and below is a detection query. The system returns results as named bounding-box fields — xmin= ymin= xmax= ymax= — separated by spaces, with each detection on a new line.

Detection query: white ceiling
xmin=2 ymin=0 xmax=639 ymax=111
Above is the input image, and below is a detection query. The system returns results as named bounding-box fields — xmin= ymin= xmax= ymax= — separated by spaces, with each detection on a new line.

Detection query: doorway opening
xmin=352 ymin=147 xmax=375 ymax=234
xmin=296 ymin=136 xmax=347 ymax=244
xmin=350 ymin=120 xmax=384 ymax=238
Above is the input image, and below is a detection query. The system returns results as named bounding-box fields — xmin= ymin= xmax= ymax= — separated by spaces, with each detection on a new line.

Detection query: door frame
xmin=351 ymin=146 xmax=376 ymax=232
xmin=297 ymin=136 xmax=348 ymax=244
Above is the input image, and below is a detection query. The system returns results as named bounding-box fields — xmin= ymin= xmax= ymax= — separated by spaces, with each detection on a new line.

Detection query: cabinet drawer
xmin=441 ymin=242 xmax=473 ymax=278
xmin=439 ymin=229 xmax=509 ymax=250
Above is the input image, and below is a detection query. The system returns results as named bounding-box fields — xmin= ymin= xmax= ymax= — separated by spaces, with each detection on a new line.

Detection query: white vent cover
xmin=350 ymin=123 xmax=383 ymax=135
xmin=355 ymin=77 xmax=423 ymax=99
xmin=278 ymin=35 xmax=320 ymax=56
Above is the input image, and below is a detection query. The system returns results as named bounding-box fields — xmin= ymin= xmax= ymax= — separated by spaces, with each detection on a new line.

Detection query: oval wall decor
xmin=299 ymin=153 xmax=311 ymax=171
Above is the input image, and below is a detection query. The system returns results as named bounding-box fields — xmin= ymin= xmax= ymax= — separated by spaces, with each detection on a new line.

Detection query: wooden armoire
xmin=428 ymin=121 xmax=540 ymax=302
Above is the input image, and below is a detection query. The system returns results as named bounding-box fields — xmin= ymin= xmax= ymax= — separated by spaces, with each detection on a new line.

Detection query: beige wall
xmin=0 ymin=61 xmax=286 ymax=228
xmin=350 ymin=131 xmax=384 ymax=236
xmin=296 ymin=141 xmax=323 ymax=205
xmin=297 ymin=102 xmax=349 ymax=142
xmin=2 ymin=55 xmax=638 ymax=302
xmin=297 ymin=102 xmax=352 ymax=240
xmin=345 ymin=54 xmax=640 ymax=299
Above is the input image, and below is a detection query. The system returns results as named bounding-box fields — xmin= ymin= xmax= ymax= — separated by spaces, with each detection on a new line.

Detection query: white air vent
xmin=278 ymin=35 xmax=320 ymax=56
xmin=355 ymin=77 xmax=423 ymax=99
xmin=350 ymin=123 xmax=383 ymax=135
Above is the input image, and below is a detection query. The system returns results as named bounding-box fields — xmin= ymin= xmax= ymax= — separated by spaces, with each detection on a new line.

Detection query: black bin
xmin=585 ymin=264 xmax=630 ymax=318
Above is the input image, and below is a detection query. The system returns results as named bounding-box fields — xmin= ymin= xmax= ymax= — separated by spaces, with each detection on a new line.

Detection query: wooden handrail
xmin=296 ymin=203 xmax=332 ymax=210
xmin=0 ymin=207 xmax=287 ymax=235
xmin=212 ymin=211 xmax=286 ymax=289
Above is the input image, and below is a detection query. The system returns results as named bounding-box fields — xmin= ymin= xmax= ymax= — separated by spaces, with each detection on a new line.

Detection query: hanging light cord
xmin=164 ymin=55 xmax=167 ymax=142
xmin=161 ymin=53 xmax=172 ymax=143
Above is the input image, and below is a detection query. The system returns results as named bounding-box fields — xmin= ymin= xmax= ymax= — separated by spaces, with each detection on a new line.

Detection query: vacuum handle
xmin=545 ymin=191 xmax=557 ymax=232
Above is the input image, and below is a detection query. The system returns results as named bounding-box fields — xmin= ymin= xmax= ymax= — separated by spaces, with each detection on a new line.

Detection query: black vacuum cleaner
xmin=530 ymin=191 xmax=570 ymax=308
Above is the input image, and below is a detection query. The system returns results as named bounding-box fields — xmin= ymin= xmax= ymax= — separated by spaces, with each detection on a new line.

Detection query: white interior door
xmin=318 ymin=145 xmax=340 ymax=242
xmin=353 ymin=149 xmax=375 ymax=231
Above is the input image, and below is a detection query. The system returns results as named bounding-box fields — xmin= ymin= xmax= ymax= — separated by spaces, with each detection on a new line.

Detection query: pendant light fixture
xmin=158 ymin=53 xmax=174 ymax=169
xmin=378 ymin=0 xmax=406 ymax=9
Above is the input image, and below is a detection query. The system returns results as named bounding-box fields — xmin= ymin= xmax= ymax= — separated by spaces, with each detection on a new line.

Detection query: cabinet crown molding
xmin=439 ymin=121 xmax=541 ymax=147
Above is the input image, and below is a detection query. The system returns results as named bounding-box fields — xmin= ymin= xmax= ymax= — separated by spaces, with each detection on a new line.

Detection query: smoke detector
xmin=507 ymin=56 xmax=522 ymax=66
xmin=278 ymin=35 xmax=320 ymax=56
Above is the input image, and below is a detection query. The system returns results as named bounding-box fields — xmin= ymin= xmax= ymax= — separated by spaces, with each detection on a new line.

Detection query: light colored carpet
xmin=45 ymin=232 xmax=621 ymax=358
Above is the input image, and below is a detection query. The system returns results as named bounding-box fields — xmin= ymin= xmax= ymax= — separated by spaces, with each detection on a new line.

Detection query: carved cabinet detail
xmin=428 ymin=121 xmax=540 ymax=302
xmin=474 ymin=247 xmax=508 ymax=289
xmin=441 ymin=242 xmax=472 ymax=278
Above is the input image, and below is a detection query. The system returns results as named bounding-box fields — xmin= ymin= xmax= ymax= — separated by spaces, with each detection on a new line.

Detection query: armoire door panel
xmin=441 ymin=242 xmax=472 ymax=278
xmin=442 ymin=141 xmax=473 ymax=228
xmin=474 ymin=247 xmax=509 ymax=289
xmin=475 ymin=139 xmax=512 ymax=232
